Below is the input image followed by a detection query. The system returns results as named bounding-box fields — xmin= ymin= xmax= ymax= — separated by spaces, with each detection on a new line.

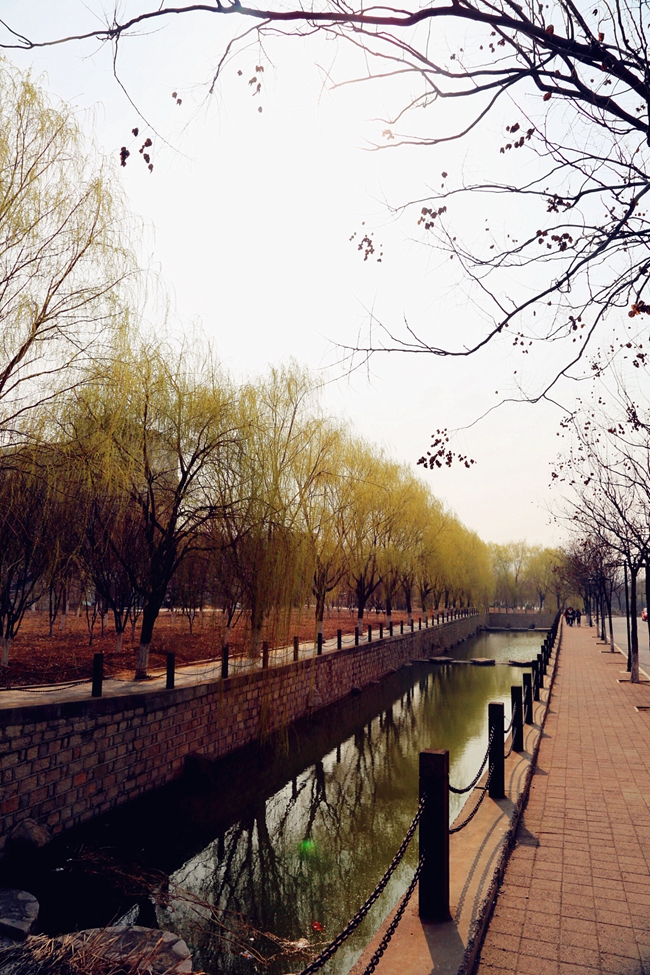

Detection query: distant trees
xmin=490 ymin=541 xmax=564 ymax=613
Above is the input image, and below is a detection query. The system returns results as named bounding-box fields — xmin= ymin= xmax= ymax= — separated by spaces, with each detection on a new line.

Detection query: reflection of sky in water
xmin=159 ymin=631 xmax=540 ymax=975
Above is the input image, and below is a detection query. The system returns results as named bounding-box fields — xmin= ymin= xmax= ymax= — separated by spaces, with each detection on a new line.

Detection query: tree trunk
xmin=250 ymin=624 xmax=262 ymax=657
xmin=115 ymin=630 xmax=123 ymax=653
xmin=314 ymin=591 xmax=326 ymax=649
xmin=135 ymin=642 xmax=150 ymax=679
xmin=135 ymin=601 xmax=161 ymax=679
xmin=607 ymin=590 xmax=615 ymax=652
xmin=630 ymin=568 xmax=639 ymax=683
xmin=1 ymin=636 xmax=10 ymax=667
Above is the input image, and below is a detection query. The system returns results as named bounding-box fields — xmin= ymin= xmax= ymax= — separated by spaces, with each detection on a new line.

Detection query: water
xmin=11 ymin=630 xmax=542 ymax=974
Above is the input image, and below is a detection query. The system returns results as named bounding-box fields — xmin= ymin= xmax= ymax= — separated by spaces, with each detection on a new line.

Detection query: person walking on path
xmin=475 ymin=623 xmax=650 ymax=974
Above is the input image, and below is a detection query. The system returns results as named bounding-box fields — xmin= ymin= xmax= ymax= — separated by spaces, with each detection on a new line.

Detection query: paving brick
xmin=476 ymin=626 xmax=650 ymax=975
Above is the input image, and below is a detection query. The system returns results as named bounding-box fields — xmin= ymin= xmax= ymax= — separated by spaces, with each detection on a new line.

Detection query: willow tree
xmin=296 ymin=423 xmax=349 ymax=646
xmin=0 ymin=56 xmax=133 ymax=445
xmin=340 ymin=441 xmax=391 ymax=628
xmin=414 ymin=496 xmax=449 ymax=614
xmin=210 ymin=365 xmax=325 ymax=656
xmin=66 ymin=341 xmax=238 ymax=678
xmin=0 ymin=447 xmax=61 ymax=666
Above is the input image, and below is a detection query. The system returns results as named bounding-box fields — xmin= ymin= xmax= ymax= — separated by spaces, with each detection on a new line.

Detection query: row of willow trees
xmin=0 ymin=348 xmax=496 ymax=678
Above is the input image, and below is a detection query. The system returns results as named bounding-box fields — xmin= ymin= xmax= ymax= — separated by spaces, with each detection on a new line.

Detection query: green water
xmin=154 ymin=631 xmax=542 ymax=975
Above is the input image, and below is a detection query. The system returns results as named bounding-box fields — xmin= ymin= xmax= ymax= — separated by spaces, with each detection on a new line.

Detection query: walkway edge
xmin=459 ymin=621 xmax=563 ymax=975
xmin=349 ymin=623 xmax=563 ymax=975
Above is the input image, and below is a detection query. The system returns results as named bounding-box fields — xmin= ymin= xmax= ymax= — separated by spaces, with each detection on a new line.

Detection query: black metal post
xmin=537 ymin=653 xmax=545 ymax=687
xmin=368 ymin=624 xmax=372 ymax=643
xmin=317 ymin=633 xmax=323 ymax=655
xmin=532 ymin=660 xmax=540 ymax=701
xmin=411 ymin=619 xmax=415 ymax=633
xmin=379 ymin=622 xmax=383 ymax=640
xmin=166 ymin=652 xmax=175 ymax=690
xmin=221 ymin=644 xmax=229 ymax=679
xmin=262 ymin=641 xmax=269 ymax=668
xmin=419 ymin=617 xmax=422 ymax=630
xmin=294 ymin=636 xmax=300 ymax=661
xmin=389 ymin=620 xmax=394 ymax=637
xmin=419 ymin=749 xmax=450 ymax=922
xmin=400 ymin=620 xmax=404 ymax=635
xmin=336 ymin=630 xmax=342 ymax=651
xmin=91 ymin=652 xmax=103 ymax=698
xmin=355 ymin=627 xmax=359 ymax=646
xmin=488 ymin=702 xmax=505 ymax=799
xmin=523 ymin=672 xmax=533 ymax=724
xmin=511 ymin=685 xmax=524 ymax=752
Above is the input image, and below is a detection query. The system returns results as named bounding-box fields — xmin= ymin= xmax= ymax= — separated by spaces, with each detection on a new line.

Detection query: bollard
xmin=419 ymin=749 xmax=450 ymax=922
xmin=379 ymin=622 xmax=383 ymax=640
xmin=537 ymin=653 xmax=544 ymax=688
xmin=511 ymin=685 xmax=524 ymax=752
xmin=221 ymin=644 xmax=229 ymax=679
xmin=419 ymin=617 xmax=422 ymax=630
xmin=294 ymin=636 xmax=300 ymax=661
xmin=426 ymin=616 xmax=429 ymax=628
xmin=91 ymin=652 xmax=103 ymax=698
xmin=336 ymin=629 xmax=342 ymax=651
xmin=368 ymin=624 xmax=372 ymax=643
xmin=400 ymin=620 xmax=404 ymax=635
xmin=355 ymin=627 xmax=359 ymax=646
xmin=523 ymin=672 xmax=533 ymax=724
xmin=411 ymin=619 xmax=415 ymax=633
xmin=389 ymin=620 xmax=394 ymax=637
xmin=532 ymin=659 xmax=540 ymax=701
xmin=540 ymin=648 xmax=547 ymax=676
xmin=488 ymin=702 xmax=505 ymax=799
xmin=166 ymin=652 xmax=175 ymax=690
xmin=317 ymin=633 xmax=323 ymax=655
xmin=262 ymin=641 xmax=269 ymax=668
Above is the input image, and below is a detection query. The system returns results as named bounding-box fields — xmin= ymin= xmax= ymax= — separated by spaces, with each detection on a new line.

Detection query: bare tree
xmin=555 ymin=407 xmax=650 ymax=679
xmin=3 ymin=2 xmax=650 ymax=403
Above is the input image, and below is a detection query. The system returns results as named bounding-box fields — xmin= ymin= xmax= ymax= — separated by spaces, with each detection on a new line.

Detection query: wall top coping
xmin=0 ymin=618 xmax=486 ymax=727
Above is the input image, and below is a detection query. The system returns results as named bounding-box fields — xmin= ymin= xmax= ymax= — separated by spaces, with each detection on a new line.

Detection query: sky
xmin=1 ymin=1 xmax=580 ymax=547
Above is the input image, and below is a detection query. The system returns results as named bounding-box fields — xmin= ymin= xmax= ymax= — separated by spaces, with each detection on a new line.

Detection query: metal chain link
xmin=449 ymin=764 xmax=494 ymax=834
xmin=503 ymin=712 xmax=514 ymax=735
xmin=296 ymin=797 xmax=425 ymax=975
xmin=504 ymin=740 xmax=514 ymax=759
xmin=449 ymin=729 xmax=495 ymax=794
xmin=360 ymin=857 xmax=423 ymax=975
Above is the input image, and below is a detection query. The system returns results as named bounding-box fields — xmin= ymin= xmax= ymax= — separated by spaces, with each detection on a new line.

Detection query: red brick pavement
xmin=476 ymin=624 xmax=650 ymax=975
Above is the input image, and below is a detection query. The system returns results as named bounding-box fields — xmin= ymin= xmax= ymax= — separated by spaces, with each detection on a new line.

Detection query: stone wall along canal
xmin=3 ymin=630 xmax=545 ymax=975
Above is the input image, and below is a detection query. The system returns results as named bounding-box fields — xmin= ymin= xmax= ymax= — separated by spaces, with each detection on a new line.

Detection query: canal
xmin=6 ymin=630 xmax=543 ymax=974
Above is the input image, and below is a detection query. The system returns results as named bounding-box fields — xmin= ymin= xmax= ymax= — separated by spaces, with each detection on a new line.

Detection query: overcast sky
xmin=3 ymin=1 xmax=582 ymax=547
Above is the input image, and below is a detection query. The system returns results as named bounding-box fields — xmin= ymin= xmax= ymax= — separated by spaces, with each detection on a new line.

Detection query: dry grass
xmin=0 ymin=607 xmax=412 ymax=687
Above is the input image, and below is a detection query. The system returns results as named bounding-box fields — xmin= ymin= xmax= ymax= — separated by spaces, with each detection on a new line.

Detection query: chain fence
xmin=449 ymin=764 xmax=494 ymax=835
xmin=359 ymin=856 xmax=424 ymax=975
xmin=449 ymin=729 xmax=494 ymax=795
xmin=296 ymin=796 xmax=425 ymax=975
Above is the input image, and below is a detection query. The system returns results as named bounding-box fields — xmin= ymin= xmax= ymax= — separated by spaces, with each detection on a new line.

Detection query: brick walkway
xmin=476 ymin=624 xmax=650 ymax=975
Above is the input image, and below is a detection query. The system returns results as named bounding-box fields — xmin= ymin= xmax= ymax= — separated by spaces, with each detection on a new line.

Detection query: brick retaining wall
xmin=0 ymin=614 xmax=486 ymax=855
xmin=487 ymin=612 xmax=555 ymax=629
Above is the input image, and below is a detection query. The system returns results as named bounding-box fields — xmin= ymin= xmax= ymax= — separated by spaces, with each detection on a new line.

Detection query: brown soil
xmin=0 ymin=608 xmax=420 ymax=688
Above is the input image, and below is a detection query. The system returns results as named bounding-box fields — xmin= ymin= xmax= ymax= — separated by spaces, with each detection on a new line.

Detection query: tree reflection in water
xmin=160 ymin=632 xmax=541 ymax=975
